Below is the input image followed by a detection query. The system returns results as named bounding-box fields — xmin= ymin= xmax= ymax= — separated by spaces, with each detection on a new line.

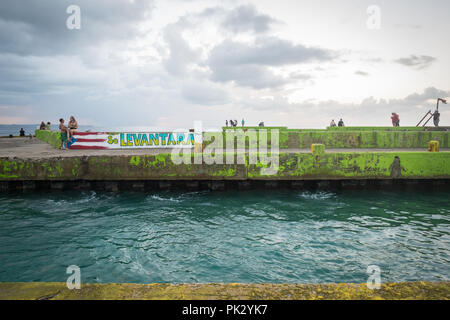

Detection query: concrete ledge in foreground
xmin=0 ymin=282 xmax=448 ymax=300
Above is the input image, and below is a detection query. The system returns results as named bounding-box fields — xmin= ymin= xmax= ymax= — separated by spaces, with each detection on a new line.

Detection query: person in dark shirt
xmin=433 ymin=110 xmax=440 ymax=127
xmin=338 ymin=119 xmax=344 ymax=127
xmin=19 ymin=128 xmax=25 ymax=136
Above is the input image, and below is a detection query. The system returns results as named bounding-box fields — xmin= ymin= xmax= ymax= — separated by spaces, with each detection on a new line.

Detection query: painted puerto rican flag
xmin=68 ymin=132 xmax=196 ymax=149
xmin=68 ymin=132 xmax=110 ymax=149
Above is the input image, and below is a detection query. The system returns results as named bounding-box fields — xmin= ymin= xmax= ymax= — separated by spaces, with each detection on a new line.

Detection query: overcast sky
xmin=0 ymin=0 xmax=449 ymax=128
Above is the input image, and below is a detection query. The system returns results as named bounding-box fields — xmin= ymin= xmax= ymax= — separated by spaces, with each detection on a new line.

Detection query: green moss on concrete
xmin=129 ymin=156 xmax=141 ymax=167
xmin=247 ymin=152 xmax=450 ymax=179
xmin=0 ymin=282 xmax=448 ymax=300
xmin=35 ymin=130 xmax=61 ymax=149
xmin=297 ymin=130 xmax=449 ymax=148
xmin=34 ymin=128 xmax=450 ymax=150
xmin=204 ymin=129 xmax=450 ymax=149
xmin=1 ymin=151 xmax=449 ymax=181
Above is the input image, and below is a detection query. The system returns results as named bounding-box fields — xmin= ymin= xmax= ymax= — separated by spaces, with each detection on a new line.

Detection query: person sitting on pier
xmin=330 ymin=119 xmax=336 ymax=127
xmin=59 ymin=118 xmax=71 ymax=150
xmin=39 ymin=122 xmax=46 ymax=130
xmin=46 ymin=122 xmax=51 ymax=130
xmin=391 ymin=112 xmax=400 ymax=126
xmin=68 ymin=116 xmax=78 ymax=135
xmin=19 ymin=128 xmax=25 ymax=137
xmin=338 ymin=119 xmax=344 ymax=127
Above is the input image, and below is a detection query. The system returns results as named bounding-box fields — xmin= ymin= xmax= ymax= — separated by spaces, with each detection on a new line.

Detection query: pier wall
xmin=217 ymin=128 xmax=450 ymax=149
xmin=35 ymin=130 xmax=61 ymax=149
xmin=35 ymin=129 xmax=450 ymax=150
xmin=1 ymin=152 xmax=449 ymax=182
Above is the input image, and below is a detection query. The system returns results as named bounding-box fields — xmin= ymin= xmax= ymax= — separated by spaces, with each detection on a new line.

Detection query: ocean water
xmin=0 ymin=124 xmax=41 ymax=137
xmin=0 ymin=124 xmax=94 ymax=137
xmin=0 ymin=189 xmax=448 ymax=284
xmin=0 ymin=124 xmax=224 ymax=137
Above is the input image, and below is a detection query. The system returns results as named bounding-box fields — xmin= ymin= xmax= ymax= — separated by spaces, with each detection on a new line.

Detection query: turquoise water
xmin=0 ymin=190 xmax=449 ymax=284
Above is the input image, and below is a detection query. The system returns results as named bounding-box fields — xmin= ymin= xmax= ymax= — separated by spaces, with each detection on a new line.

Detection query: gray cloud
xmin=210 ymin=63 xmax=290 ymax=89
xmin=181 ymin=82 xmax=230 ymax=105
xmin=163 ymin=22 xmax=202 ymax=76
xmin=209 ymin=37 xmax=334 ymax=67
xmin=197 ymin=4 xmax=279 ymax=34
xmin=237 ymin=87 xmax=450 ymax=126
xmin=0 ymin=0 xmax=155 ymax=125
xmin=208 ymin=37 xmax=335 ymax=89
xmin=0 ymin=0 xmax=153 ymax=56
xmin=290 ymin=71 xmax=313 ymax=80
xmin=394 ymin=55 xmax=436 ymax=69
xmin=221 ymin=5 xmax=278 ymax=34
xmin=399 ymin=87 xmax=449 ymax=106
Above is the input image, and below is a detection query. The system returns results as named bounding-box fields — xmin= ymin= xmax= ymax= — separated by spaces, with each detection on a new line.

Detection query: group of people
xmin=225 ymin=119 xmax=266 ymax=127
xmin=59 ymin=116 xmax=78 ymax=150
xmin=39 ymin=121 xmax=51 ymax=130
xmin=38 ymin=117 xmax=79 ymax=149
xmin=226 ymin=119 xmax=245 ymax=127
xmin=328 ymin=113 xmax=421 ymax=127
xmin=329 ymin=119 xmax=345 ymax=127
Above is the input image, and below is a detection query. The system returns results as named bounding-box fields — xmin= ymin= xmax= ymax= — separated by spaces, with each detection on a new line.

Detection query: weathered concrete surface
xmin=1 ymin=152 xmax=449 ymax=181
xmin=0 ymin=137 xmax=182 ymax=159
xmin=1 ymin=137 xmax=445 ymax=159
xmin=34 ymin=128 xmax=450 ymax=150
xmin=0 ymin=282 xmax=448 ymax=300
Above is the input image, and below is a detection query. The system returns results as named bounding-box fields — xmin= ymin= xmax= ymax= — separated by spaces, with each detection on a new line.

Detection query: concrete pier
xmin=1 ymin=134 xmax=450 ymax=191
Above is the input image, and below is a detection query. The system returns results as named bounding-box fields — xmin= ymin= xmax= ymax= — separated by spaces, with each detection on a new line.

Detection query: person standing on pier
xmin=433 ymin=109 xmax=440 ymax=127
xmin=226 ymin=120 xmax=228 ymax=127
xmin=59 ymin=118 xmax=71 ymax=150
xmin=391 ymin=113 xmax=400 ymax=126
xmin=242 ymin=118 xmax=245 ymax=127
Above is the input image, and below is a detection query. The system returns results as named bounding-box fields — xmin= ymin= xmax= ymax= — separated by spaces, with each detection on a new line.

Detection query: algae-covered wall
xmin=35 ymin=128 xmax=449 ymax=150
xmin=296 ymin=130 xmax=449 ymax=149
xmin=1 ymin=152 xmax=449 ymax=181
xmin=205 ymin=129 xmax=449 ymax=149
xmin=35 ymin=130 xmax=61 ymax=149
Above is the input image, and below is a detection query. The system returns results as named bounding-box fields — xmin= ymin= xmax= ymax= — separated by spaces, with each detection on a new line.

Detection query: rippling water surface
xmin=0 ymin=190 xmax=448 ymax=283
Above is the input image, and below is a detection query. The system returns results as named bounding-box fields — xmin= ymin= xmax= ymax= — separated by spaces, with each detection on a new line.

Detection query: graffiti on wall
xmin=69 ymin=132 xmax=197 ymax=149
